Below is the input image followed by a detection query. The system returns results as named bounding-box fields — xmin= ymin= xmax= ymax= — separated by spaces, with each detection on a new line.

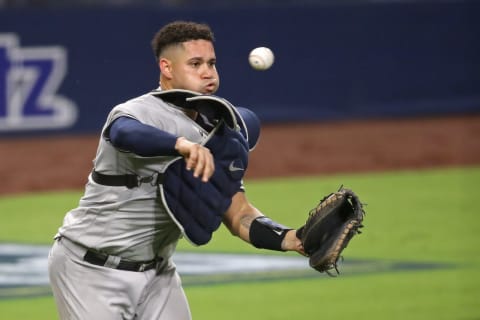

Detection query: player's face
xmin=168 ymin=40 xmax=220 ymax=94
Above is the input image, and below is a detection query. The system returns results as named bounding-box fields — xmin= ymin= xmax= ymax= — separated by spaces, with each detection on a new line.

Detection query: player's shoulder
xmin=123 ymin=92 xmax=159 ymax=106
xmin=112 ymin=91 xmax=166 ymax=111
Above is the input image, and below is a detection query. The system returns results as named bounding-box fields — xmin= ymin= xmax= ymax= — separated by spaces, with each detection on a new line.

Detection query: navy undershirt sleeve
xmin=108 ymin=116 xmax=179 ymax=156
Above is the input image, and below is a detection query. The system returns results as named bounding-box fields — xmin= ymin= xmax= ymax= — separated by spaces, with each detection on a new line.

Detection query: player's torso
xmin=59 ymin=93 xmax=208 ymax=261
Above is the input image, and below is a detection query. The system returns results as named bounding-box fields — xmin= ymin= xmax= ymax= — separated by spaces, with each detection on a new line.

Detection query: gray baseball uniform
xmin=48 ymin=91 xmax=209 ymax=319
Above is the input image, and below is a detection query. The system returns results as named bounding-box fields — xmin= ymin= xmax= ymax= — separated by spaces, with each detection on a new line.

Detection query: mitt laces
xmin=324 ymin=223 xmax=363 ymax=277
xmin=325 ymin=256 xmax=343 ymax=277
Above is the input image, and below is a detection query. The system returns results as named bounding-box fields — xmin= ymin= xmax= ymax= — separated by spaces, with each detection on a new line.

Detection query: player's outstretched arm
xmin=223 ymin=192 xmax=304 ymax=255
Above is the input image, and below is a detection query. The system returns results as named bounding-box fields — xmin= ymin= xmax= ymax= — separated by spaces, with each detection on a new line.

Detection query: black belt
xmin=83 ymin=250 xmax=162 ymax=272
xmin=91 ymin=170 xmax=163 ymax=189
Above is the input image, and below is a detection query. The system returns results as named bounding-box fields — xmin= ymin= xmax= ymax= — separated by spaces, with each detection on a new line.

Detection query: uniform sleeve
xmin=101 ymin=103 xmax=140 ymax=140
xmin=108 ymin=116 xmax=179 ymax=157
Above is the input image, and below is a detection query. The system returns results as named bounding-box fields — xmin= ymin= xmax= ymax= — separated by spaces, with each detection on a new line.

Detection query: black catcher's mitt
xmin=297 ymin=186 xmax=365 ymax=276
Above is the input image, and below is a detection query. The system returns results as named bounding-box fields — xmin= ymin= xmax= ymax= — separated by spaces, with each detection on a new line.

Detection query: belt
xmin=83 ymin=250 xmax=161 ymax=272
xmin=91 ymin=170 xmax=164 ymax=189
xmin=58 ymin=237 xmax=161 ymax=272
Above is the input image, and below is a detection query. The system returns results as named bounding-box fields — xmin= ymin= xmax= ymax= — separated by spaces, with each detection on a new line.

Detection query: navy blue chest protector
xmin=160 ymin=122 xmax=249 ymax=245
xmin=153 ymin=90 xmax=259 ymax=246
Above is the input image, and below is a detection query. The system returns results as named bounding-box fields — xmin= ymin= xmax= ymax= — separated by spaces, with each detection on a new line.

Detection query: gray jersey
xmin=57 ymin=92 xmax=209 ymax=261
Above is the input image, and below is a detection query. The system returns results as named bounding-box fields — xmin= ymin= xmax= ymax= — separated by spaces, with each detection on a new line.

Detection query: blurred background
xmin=0 ymin=1 xmax=479 ymax=319
xmin=1 ymin=0 xmax=479 ymax=136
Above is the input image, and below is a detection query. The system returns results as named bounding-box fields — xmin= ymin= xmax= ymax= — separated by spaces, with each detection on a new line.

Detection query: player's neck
xmin=158 ymin=79 xmax=198 ymax=120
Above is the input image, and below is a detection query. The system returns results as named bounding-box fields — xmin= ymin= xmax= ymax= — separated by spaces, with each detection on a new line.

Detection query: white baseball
xmin=249 ymin=47 xmax=274 ymax=70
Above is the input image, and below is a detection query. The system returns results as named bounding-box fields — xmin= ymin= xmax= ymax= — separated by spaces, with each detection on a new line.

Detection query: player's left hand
xmin=281 ymin=230 xmax=306 ymax=256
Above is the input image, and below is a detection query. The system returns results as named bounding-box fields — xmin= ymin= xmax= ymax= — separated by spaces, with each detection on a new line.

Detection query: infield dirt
xmin=1 ymin=114 xmax=479 ymax=195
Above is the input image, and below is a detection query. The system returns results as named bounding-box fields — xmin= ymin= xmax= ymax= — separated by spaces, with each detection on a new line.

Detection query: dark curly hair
xmin=151 ymin=21 xmax=215 ymax=61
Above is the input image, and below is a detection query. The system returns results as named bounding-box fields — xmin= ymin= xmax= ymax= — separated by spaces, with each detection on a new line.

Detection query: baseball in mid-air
xmin=248 ymin=47 xmax=274 ymax=70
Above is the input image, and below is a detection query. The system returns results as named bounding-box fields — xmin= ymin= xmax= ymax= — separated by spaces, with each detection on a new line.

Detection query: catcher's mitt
xmin=297 ymin=186 xmax=365 ymax=276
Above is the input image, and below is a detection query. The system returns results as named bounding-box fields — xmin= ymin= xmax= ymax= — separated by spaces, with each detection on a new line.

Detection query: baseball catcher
xmin=297 ymin=186 xmax=365 ymax=276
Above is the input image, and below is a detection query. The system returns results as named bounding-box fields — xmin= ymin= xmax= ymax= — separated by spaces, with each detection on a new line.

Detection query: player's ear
xmin=159 ymin=58 xmax=173 ymax=79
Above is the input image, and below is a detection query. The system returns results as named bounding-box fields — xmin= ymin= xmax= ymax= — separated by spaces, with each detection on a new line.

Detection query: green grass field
xmin=0 ymin=166 xmax=479 ymax=319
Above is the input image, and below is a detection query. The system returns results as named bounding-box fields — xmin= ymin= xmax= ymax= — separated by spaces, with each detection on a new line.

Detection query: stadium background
xmin=0 ymin=1 xmax=479 ymax=319
xmin=0 ymin=0 xmax=479 ymax=192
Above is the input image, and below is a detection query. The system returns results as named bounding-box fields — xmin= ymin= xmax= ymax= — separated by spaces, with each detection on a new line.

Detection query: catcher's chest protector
xmin=160 ymin=122 xmax=249 ymax=245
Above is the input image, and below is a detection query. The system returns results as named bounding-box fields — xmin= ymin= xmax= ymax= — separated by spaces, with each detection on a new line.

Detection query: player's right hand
xmin=175 ymin=137 xmax=215 ymax=182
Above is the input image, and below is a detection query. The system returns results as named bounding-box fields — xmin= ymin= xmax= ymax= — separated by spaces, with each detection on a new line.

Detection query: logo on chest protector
xmin=228 ymin=160 xmax=244 ymax=172
xmin=227 ymin=159 xmax=245 ymax=181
